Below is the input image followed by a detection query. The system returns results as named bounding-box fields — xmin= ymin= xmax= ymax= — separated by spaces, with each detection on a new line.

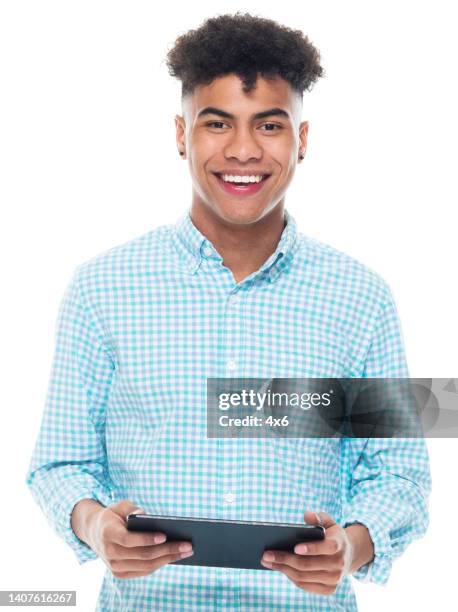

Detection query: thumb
xmin=110 ymin=499 xmax=146 ymax=522
xmin=304 ymin=510 xmax=336 ymax=528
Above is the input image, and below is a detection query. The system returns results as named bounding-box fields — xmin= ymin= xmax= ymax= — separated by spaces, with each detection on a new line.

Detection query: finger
xmin=304 ymin=510 xmax=335 ymax=528
xmin=292 ymin=580 xmax=337 ymax=596
xmin=113 ymin=558 xmax=196 ymax=581
xmin=107 ymin=540 xmax=193 ymax=562
xmin=109 ymin=523 xmax=168 ymax=548
xmin=110 ymin=500 xmax=145 ymax=520
xmin=265 ymin=562 xmax=339 ymax=587
xmin=112 ymin=570 xmax=152 ymax=580
xmin=125 ymin=508 xmax=146 ymax=525
xmin=262 ymin=552 xmax=339 ymax=572
xmin=110 ymin=548 xmax=194 ymax=573
xmin=112 ymin=570 xmax=156 ymax=580
xmin=296 ymin=538 xmax=339 ymax=556
xmin=264 ymin=538 xmax=339 ymax=563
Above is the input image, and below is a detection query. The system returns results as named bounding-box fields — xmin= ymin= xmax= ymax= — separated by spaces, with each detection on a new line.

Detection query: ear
xmin=298 ymin=120 xmax=309 ymax=159
xmin=175 ymin=114 xmax=186 ymax=158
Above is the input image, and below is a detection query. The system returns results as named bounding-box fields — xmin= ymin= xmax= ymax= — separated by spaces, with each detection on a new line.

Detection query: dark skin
xmin=261 ymin=511 xmax=374 ymax=595
xmin=71 ymin=73 xmax=374 ymax=592
xmin=175 ymin=73 xmax=308 ymax=283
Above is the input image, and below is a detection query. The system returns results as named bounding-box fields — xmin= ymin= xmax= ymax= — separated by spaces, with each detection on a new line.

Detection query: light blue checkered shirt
xmin=26 ymin=208 xmax=431 ymax=611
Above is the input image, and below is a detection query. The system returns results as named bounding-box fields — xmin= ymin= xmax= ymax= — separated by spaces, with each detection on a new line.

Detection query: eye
xmin=205 ymin=121 xmax=283 ymax=131
xmin=260 ymin=123 xmax=282 ymax=131
xmin=206 ymin=121 xmax=228 ymax=129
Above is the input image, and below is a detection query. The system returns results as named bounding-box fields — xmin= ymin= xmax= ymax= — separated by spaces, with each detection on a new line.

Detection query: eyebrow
xmin=196 ymin=106 xmax=290 ymax=121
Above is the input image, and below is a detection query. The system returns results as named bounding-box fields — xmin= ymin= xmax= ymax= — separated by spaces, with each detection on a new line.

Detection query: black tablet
xmin=126 ymin=514 xmax=325 ymax=570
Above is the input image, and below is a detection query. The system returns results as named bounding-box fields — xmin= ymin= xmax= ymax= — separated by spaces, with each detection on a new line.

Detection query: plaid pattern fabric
xmin=25 ymin=208 xmax=431 ymax=611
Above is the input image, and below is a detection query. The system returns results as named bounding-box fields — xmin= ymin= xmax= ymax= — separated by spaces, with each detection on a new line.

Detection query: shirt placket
xmin=214 ymin=266 xmax=253 ymax=612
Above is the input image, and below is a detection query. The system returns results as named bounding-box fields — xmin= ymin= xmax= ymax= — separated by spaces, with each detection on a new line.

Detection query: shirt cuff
xmin=342 ymin=514 xmax=393 ymax=585
xmin=54 ymin=483 xmax=114 ymax=565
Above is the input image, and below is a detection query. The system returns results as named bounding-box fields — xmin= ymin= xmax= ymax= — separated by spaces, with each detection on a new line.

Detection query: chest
xmin=107 ymin=276 xmax=350 ymax=384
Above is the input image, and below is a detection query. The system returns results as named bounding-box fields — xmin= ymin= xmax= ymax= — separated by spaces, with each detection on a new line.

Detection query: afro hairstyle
xmin=165 ymin=12 xmax=324 ymax=99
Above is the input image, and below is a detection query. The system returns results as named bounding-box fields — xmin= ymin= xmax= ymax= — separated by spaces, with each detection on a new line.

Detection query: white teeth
xmin=221 ymin=174 xmax=264 ymax=183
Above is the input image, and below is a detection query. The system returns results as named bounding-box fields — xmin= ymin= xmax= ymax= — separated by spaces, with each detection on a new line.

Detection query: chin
xmin=214 ymin=201 xmax=269 ymax=225
xmin=218 ymin=211 xmax=264 ymax=226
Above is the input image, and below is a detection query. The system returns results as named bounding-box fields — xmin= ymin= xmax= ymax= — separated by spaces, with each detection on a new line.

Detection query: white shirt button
xmin=223 ymin=492 xmax=235 ymax=503
xmin=228 ymin=294 xmax=239 ymax=306
xmin=203 ymin=246 xmax=213 ymax=257
xmin=226 ymin=359 xmax=236 ymax=371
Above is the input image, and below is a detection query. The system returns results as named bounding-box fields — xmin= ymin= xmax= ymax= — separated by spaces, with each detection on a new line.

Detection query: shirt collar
xmin=172 ymin=207 xmax=299 ymax=283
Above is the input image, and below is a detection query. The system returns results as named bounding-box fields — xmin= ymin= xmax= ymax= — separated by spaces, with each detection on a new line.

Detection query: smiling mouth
xmin=212 ymin=173 xmax=272 ymax=196
xmin=213 ymin=173 xmax=271 ymax=183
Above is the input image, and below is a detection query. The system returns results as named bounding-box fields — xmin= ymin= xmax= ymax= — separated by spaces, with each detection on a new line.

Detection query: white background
xmin=1 ymin=1 xmax=456 ymax=610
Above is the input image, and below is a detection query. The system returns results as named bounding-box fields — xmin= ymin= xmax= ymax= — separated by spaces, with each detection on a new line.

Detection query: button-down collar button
xmin=203 ymin=246 xmax=213 ymax=257
xmin=223 ymin=492 xmax=235 ymax=503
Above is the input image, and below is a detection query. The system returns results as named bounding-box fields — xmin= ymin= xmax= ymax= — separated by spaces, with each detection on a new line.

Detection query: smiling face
xmin=175 ymin=73 xmax=309 ymax=226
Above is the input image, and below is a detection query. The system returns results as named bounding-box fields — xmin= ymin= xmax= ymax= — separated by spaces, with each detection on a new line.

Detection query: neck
xmin=189 ymin=201 xmax=286 ymax=283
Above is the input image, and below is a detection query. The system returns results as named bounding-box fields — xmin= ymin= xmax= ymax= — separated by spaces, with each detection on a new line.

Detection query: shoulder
xmin=73 ymin=222 xmax=175 ymax=289
xmin=295 ymin=231 xmax=393 ymax=311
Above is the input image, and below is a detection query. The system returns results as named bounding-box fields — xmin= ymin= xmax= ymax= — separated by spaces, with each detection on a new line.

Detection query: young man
xmin=26 ymin=12 xmax=431 ymax=612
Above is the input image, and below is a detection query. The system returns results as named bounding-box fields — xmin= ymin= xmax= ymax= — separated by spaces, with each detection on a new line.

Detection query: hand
xmin=72 ymin=499 xmax=194 ymax=579
xmin=260 ymin=511 xmax=357 ymax=596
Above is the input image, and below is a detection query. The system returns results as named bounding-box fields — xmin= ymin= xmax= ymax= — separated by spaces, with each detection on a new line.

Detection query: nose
xmin=223 ymin=125 xmax=263 ymax=162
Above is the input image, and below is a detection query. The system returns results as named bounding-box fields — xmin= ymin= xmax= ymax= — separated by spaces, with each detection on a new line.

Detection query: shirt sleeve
xmin=25 ymin=265 xmax=116 ymax=564
xmin=340 ymin=283 xmax=432 ymax=585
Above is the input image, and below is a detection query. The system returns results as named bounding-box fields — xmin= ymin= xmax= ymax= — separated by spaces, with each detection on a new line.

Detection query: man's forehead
xmin=182 ymin=73 xmax=302 ymax=122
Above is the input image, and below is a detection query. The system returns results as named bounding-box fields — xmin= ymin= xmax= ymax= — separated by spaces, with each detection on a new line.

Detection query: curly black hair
xmin=165 ymin=12 xmax=324 ymax=99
